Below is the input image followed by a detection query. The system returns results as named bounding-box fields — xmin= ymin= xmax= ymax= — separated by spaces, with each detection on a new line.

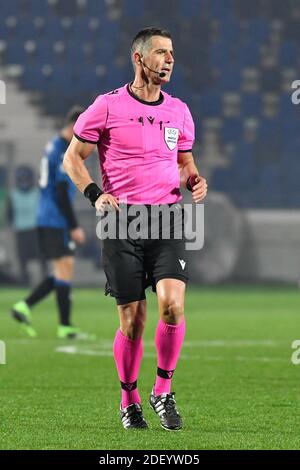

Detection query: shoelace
xmin=165 ymin=396 xmax=177 ymax=415
xmin=158 ymin=394 xmax=178 ymax=416
xmin=125 ymin=405 xmax=144 ymax=424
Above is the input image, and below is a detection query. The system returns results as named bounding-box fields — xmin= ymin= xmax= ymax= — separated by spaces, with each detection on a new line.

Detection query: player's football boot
xmin=120 ymin=403 xmax=148 ymax=429
xmin=149 ymin=390 xmax=182 ymax=431
xmin=11 ymin=301 xmax=37 ymax=337
xmin=57 ymin=325 xmax=96 ymax=340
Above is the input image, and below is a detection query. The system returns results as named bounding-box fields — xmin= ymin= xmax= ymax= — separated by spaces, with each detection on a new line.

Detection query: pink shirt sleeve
xmin=177 ymin=104 xmax=195 ymax=152
xmin=73 ymin=95 xmax=108 ymax=144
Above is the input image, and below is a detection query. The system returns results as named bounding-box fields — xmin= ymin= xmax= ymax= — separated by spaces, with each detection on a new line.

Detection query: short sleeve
xmin=73 ymin=94 xmax=108 ymax=144
xmin=177 ymin=104 xmax=195 ymax=152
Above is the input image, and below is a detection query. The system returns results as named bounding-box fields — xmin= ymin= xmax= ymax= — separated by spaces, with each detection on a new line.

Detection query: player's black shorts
xmin=101 ymin=204 xmax=189 ymax=305
xmin=38 ymin=227 xmax=75 ymax=260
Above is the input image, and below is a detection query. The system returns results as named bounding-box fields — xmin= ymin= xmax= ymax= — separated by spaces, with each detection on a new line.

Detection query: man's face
xmin=142 ymin=36 xmax=174 ymax=83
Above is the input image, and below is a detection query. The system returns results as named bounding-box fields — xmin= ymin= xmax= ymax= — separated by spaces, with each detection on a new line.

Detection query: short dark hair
xmin=65 ymin=105 xmax=84 ymax=125
xmin=131 ymin=27 xmax=172 ymax=66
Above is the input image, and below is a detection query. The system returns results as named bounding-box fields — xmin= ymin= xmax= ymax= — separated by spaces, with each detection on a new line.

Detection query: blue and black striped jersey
xmin=37 ymin=135 xmax=76 ymax=228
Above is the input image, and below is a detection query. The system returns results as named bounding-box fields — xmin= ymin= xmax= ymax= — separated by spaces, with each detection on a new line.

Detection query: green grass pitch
xmin=0 ymin=286 xmax=300 ymax=450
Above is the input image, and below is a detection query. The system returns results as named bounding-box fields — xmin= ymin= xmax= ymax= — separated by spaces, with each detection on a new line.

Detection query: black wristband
xmin=84 ymin=183 xmax=103 ymax=207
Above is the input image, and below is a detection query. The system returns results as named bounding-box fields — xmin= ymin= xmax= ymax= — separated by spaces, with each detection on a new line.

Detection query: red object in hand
xmin=186 ymin=175 xmax=198 ymax=191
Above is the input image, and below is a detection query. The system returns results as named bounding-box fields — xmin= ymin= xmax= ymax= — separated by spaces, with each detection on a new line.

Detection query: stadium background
xmin=1 ymin=0 xmax=300 ymax=451
xmin=1 ymin=0 xmax=300 ymax=286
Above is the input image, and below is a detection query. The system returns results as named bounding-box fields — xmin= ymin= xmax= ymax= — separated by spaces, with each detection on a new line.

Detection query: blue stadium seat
xmin=236 ymin=42 xmax=260 ymax=66
xmin=211 ymin=167 xmax=234 ymax=192
xmin=123 ymin=0 xmax=145 ymax=18
xmin=281 ymin=138 xmax=300 ymax=167
xmin=232 ymin=142 xmax=257 ymax=190
xmin=83 ymin=0 xmax=107 ymax=15
xmin=22 ymin=64 xmax=52 ymax=91
xmin=279 ymin=41 xmax=299 ymax=67
xmin=32 ymin=38 xmax=58 ymax=63
xmin=241 ymin=93 xmax=261 ymax=116
xmin=233 ymin=0 xmax=260 ymax=19
xmin=244 ymin=18 xmax=270 ymax=43
xmin=1 ymin=0 xmax=20 ymax=16
xmin=51 ymin=63 xmax=74 ymax=90
xmin=177 ymin=0 xmax=205 ymax=18
xmin=209 ymin=42 xmax=231 ymax=68
xmin=258 ymin=164 xmax=283 ymax=208
xmin=222 ymin=118 xmax=243 ymax=143
xmin=10 ymin=17 xmax=32 ymax=40
xmin=1 ymin=0 xmax=298 ymax=208
xmin=279 ymin=93 xmax=300 ymax=137
xmin=26 ymin=0 xmax=51 ymax=15
xmin=198 ymin=92 xmax=222 ymax=117
xmin=219 ymin=66 xmax=242 ymax=91
xmin=0 ymin=16 xmax=18 ymax=40
xmin=218 ymin=16 xmax=240 ymax=44
xmin=264 ymin=0 xmax=289 ymax=20
xmin=258 ymin=118 xmax=281 ymax=141
xmin=210 ymin=0 xmax=232 ymax=18
xmin=5 ymin=39 xmax=25 ymax=64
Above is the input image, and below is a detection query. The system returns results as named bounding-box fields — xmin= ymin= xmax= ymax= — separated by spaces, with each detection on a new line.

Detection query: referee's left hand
xmin=191 ymin=176 xmax=208 ymax=203
xmin=95 ymin=193 xmax=120 ymax=213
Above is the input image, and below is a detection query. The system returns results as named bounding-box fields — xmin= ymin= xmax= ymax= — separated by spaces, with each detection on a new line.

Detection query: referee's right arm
xmin=63 ymin=136 xmax=95 ymax=193
xmin=64 ymin=136 xmax=120 ymax=212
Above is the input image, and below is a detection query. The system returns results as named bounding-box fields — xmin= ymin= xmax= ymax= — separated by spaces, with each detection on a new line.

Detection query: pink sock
xmin=154 ymin=319 xmax=186 ymax=396
xmin=113 ymin=329 xmax=143 ymax=408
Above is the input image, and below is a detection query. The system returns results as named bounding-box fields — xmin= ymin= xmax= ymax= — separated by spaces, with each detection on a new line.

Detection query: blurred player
xmin=11 ymin=106 xmax=89 ymax=339
xmin=64 ymin=28 xmax=207 ymax=429
xmin=6 ymin=165 xmax=46 ymax=285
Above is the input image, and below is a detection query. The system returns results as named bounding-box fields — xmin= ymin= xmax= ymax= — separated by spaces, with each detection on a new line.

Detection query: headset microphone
xmin=158 ymin=71 xmax=167 ymax=78
xmin=140 ymin=60 xmax=166 ymax=78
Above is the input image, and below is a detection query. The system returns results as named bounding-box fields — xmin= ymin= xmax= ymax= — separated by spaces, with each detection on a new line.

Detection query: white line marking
xmin=8 ymin=338 xmax=282 ymax=347
xmin=55 ymin=346 xmax=190 ymax=360
xmin=204 ymin=355 xmax=288 ymax=363
xmin=182 ymin=340 xmax=279 ymax=348
xmin=55 ymin=346 xmax=287 ymax=363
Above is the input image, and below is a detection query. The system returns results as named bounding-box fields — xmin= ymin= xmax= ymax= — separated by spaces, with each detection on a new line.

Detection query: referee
xmin=64 ymin=28 xmax=207 ymax=430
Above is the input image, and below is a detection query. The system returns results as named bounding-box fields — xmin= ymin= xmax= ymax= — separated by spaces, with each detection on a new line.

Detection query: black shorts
xmin=101 ymin=204 xmax=189 ymax=305
xmin=38 ymin=227 xmax=75 ymax=260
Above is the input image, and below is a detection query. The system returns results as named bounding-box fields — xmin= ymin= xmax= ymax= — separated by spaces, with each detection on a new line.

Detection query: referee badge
xmin=164 ymin=127 xmax=179 ymax=150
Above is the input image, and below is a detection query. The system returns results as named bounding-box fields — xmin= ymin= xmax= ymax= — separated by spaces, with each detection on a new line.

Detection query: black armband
xmin=186 ymin=175 xmax=197 ymax=192
xmin=84 ymin=183 xmax=103 ymax=206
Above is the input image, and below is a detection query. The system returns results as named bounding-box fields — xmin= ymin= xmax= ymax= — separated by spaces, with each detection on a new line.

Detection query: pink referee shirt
xmin=74 ymin=83 xmax=195 ymax=204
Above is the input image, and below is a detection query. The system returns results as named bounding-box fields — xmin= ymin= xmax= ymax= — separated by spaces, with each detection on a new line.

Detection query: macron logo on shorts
xmin=179 ymin=259 xmax=186 ymax=270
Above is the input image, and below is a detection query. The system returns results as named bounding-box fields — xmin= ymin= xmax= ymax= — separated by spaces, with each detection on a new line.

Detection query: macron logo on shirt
xmin=179 ymin=259 xmax=186 ymax=270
